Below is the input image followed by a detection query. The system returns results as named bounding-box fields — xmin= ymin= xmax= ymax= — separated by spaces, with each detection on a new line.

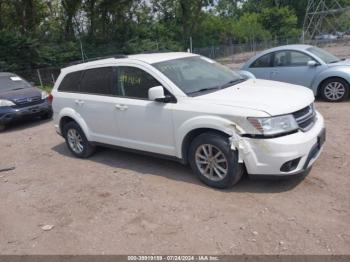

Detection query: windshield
xmin=0 ymin=75 xmax=32 ymax=91
xmin=153 ymin=56 xmax=245 ymax=96
xmin=307 ymin=47 xmax=340 ymax=64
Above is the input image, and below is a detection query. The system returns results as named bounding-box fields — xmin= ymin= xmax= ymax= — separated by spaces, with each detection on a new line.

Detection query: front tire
xmin=0 ymin=124 xmax=5 ymax=132
xmin=63 ymin=122 xmax=95 ymax=158
xmin=188 ymin=132 xmax=243 ymax=188
xmin=320 ymin=78 xmax=349 ymax=102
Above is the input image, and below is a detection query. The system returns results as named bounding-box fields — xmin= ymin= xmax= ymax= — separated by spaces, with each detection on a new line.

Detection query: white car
xmin=52 ymin=52 xmax=326 ymax=188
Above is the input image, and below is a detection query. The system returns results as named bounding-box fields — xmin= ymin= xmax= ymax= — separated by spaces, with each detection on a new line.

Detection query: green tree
xmin=259 ymin=7 xmax=299 ymax=39
xmin=233 ymin=13 xmax=271 ymax=43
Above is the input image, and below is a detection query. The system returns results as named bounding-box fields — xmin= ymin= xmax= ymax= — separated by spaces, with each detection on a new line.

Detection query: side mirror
xmin=148 ymin=86 xmax=165 ymax=101
xmin=307 ymin=60 xmax=318 ymax=67
xmin=148 ymin=86 xmax=176 ymax=103
xmin=236 ymin=70 xmax=256 ymax=80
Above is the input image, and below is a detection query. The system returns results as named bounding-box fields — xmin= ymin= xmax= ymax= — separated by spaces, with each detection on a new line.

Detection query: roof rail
xmin=66 ymin=54 xmax=128 ymax=66
xmin=139 ymin=49 xmax=173 ymax=54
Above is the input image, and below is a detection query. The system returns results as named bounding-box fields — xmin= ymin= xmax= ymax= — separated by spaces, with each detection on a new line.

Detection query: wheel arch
xmin=58 ymin=108 xmax=91 ymax=140
xmin=180 ymin=128 xmax=231 ymax=164
xmin=176 ymin=116 xmax=241 ymax=164
xmin=313 ymin=68 xmax=350 ymax=97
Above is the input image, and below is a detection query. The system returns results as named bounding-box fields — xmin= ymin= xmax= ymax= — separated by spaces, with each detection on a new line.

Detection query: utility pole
xmin=189 ymin=36 xmax=193 ymax=53
xmin=302 ymin=0 xmax=350 ymax=42
xmin=79 ymin=38 xmax=85 ymax=62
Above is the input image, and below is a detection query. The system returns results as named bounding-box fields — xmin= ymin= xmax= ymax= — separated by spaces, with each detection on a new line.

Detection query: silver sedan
xmin=241 ymin=44 xmax=350 ymax=102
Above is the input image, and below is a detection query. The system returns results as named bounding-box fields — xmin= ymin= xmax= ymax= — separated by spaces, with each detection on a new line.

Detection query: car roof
xmin=259 ymin=44 xmax=313 ymax=54
xmin=0 ymin=72 xmax=17 ymax=77
xmin=61 ymin=52 xmax=198 ymax=73
xmin=129 ymin=52 xmax=198 ymax=64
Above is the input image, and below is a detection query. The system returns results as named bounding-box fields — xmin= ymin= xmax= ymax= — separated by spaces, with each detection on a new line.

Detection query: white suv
xmin=52 ymin=52 xmax=325 ymax=188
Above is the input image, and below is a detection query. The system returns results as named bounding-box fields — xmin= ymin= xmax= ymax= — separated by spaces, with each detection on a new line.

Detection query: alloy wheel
xmin=195 ymin=144 xmax=228 ymax=181
xmin=67 ymin=128 xmax=84 ymax=154
xmin=324 ymin=81 xmax=346 ymax=101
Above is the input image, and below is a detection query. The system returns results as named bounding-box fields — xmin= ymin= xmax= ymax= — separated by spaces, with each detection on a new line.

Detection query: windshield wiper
xmin=328 ymin=58 xmax=345 ymax=64
xmin=219 ymin=78 xmax=246 ymax=89
xmin=11 ymin=87 xmax=26 ymax=90
xmin=187 ymin=87 xmax=220 ymax=95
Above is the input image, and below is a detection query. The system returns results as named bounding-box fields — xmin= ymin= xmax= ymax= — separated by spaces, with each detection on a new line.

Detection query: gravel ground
xmin=0 ymin=101 xmax=349 ymax=255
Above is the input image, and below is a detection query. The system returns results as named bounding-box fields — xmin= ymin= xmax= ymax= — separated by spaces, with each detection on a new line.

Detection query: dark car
xmin=0 ymin=72 xmax=52 ymax=131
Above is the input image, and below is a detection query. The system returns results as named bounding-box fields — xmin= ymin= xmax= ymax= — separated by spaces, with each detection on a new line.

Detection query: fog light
xmin=280 ymin=158 xmax=301 ymax=172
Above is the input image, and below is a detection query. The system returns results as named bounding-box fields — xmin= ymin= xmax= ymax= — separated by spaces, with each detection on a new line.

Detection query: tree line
xmin=0 ymin=0 xmax=349 ymax=71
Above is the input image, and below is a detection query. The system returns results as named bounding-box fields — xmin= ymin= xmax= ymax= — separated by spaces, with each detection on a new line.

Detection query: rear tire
xmin=320 ymin=77 xmax=349 ymax=102
xmin=188 ymin=132 xmax=243 ymax=188
xmin=63 ymin=121 xmax=95 ymax=158
xmin=0 ymin=124 xmax=5 ymax=132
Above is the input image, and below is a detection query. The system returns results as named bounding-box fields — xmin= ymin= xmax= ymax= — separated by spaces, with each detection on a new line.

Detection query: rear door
xmin=75 ymin=66 xmax=119 ymax=144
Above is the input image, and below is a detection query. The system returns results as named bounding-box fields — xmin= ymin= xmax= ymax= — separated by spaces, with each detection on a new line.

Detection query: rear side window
xmin=58 ymin=71 xmax=83 ymax=92
xmin=250 ymin=53 xmax=273 ymax=68
xmin=80 ymin=67 xmax=114 ymax=95
xmin=116 ymin=67 xmax=161 ymax=99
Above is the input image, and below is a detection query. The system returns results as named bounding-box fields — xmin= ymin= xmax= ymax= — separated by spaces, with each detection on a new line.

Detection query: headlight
xmin=41 ymin=91 xmax=49 ymax=100
xmin=248 ymin=114 xmax=298 ymax=136
xmin=0 ymin=99 xmax=15 ymax=107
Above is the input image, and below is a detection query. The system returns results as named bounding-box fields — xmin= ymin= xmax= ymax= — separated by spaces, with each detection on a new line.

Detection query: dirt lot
xmin=0 ymin=101 xmax=349 ymax=255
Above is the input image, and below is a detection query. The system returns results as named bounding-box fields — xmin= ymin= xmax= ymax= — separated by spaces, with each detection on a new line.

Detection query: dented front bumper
xmin=231 ymin=111 xmax=325 ymax=176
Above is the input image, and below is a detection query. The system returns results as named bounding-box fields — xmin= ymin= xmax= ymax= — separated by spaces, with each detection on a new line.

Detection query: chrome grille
xmin=13 ymin=96 xmax=43 ymax=108
xmin=292 ymin=104 xmax=316 ymax=131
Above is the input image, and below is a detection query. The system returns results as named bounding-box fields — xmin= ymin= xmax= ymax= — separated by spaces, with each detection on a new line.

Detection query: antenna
xmin=302 ymin=0 xmax=350 ymax=42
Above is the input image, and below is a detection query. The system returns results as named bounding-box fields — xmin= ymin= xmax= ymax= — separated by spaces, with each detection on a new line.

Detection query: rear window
xmin=80 ymin=67 xmax=114 ymax=95
xmin=58 ymin=71 xmax=83 ymax=92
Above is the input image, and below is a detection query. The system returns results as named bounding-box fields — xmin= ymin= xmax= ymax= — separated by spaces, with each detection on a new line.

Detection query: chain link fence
xmin=12 ymin=37 xmax=350 ymax=88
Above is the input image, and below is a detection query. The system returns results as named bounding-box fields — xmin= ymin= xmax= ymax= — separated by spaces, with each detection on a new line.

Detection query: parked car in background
xmin=0 ymin=72 xmax=53 ymax=131
xmin=52 ymin=52 xmax=325 ymax=189
xmin=242 ymin=45 xmax=350 ymax=102
xmin=314 ymin=33 xmax=339 ymax=41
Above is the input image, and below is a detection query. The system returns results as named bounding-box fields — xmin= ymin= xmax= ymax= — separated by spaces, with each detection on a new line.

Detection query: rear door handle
xmin=115 ymin=104 xmax=128 ymax=111
xmin=75 ymin=100 xmax=84 ymax=106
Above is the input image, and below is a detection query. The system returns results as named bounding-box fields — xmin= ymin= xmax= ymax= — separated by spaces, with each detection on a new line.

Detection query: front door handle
xmin=75 ymin=100 xmax=85 ymax=106
xmin=115 ymin=104 xmax=128 ymax=111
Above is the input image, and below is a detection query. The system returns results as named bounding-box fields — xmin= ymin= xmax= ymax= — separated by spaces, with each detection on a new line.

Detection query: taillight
xmin=48 ymin=94 xmax=53 ymax=104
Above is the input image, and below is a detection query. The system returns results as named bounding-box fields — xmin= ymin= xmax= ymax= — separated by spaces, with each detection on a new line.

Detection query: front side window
xmin=116 ymin=67 xmax=161 ymax=99
xmin=153 ymin=56 xmax=244 ymax=96
xmin=80 ymin=67 xmax=114 ymax=95
xmin=274 ymin=51 xmax=314 ymax=67
xmin=250 ymin=53 xmax=273 ymax=68
xmin=58 ymin=71 xmax=83 ymax=92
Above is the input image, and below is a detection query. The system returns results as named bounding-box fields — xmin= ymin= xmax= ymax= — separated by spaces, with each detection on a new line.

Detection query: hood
xmin=327 ymin=59 xmax=350 ymax=67
xmin=193 ymin=79 xmax=314 ymax=116
xmin=0 ymin=87 xmax=41 ymax=102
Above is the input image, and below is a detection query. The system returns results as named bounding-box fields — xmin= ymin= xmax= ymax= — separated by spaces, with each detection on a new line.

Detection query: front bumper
xmin=0 ymin=100 xmax=52 ymax=125
xmin=240 ymin=111 xmax=325 ymax=176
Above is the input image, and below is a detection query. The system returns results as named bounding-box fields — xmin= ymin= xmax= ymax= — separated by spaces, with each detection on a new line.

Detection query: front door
xmin=112 ymin=66 xmax=176 ymax=156
xmin=269 ymin=50 xmax=323 ymax=87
